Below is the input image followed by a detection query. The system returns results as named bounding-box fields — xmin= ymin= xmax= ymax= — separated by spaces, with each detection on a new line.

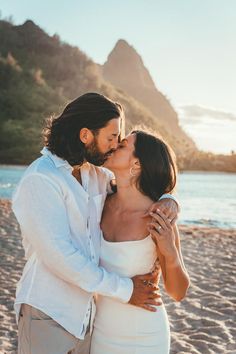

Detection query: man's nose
xmin=110 ymin=140 xmax=119 ymax=150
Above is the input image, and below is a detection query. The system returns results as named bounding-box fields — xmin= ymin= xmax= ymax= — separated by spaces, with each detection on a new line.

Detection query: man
xmin=12 ymin=93 xmax=179 ymax=354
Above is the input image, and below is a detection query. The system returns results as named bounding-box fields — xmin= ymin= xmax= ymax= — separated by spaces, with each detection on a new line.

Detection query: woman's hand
xmin=147 ymin=209 xmax=178 ymax=263
xmin=148 ymin=211 xmax=190 ymax=302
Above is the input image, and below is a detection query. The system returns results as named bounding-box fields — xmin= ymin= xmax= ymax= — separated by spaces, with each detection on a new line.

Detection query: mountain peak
xmin=23 ymin=19 xmax=36 ymax=27
xmin=107 ymin=39 xmax=146 ymax=64
xmin=102 ymin=39 xmax=195 ymax=146
xmin=13 ymin=20 xmax=59 ymax=55
xmin=113 ymin=39 xmax=133 ymax=50
xmin=103 ymin=39 xmax=155 ymax=91
xmin=20 ymin=19 xmax=42 ymax=33
xmin=15 ymin=20 xmax=50 ymax=42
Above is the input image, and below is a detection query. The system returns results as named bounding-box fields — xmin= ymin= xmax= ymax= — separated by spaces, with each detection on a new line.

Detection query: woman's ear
xmin=131 ymin=159 xmax=141 ymax=174
xmin=79 ymin=128 xmax=93 ymax=144
xmin=134 ymin=159 xmax=141 ymax=169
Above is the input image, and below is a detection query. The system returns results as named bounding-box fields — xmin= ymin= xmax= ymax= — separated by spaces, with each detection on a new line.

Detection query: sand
xmin=0 ymin=199 xmax=235 ymax=354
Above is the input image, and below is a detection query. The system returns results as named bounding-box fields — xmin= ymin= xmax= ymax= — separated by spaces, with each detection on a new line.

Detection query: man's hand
xmin=129 ymin=268 xmax=162 ymax=312
xmin=144 ymin=198 xmax=179 ymax=225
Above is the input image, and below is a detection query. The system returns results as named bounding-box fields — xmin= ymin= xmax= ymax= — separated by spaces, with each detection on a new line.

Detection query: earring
xmin=129 ymin=167 xmax=137 ymax=177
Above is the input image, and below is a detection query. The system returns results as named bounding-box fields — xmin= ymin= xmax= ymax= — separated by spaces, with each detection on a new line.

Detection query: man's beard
xmin=85 ymin=138 xmax=113 ymax=166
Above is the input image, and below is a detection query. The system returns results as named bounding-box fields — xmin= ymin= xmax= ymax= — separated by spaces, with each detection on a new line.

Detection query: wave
xmin=180 ymin=218 xmax=236 ymax=230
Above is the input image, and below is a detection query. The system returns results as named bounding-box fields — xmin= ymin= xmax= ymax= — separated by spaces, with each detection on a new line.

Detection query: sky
xmin=1 ymin=0 xmax=236 ymax=153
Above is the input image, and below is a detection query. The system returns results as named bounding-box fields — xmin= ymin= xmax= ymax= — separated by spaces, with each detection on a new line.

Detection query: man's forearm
xmin=158 ymin=193 xmax=180 ymax=210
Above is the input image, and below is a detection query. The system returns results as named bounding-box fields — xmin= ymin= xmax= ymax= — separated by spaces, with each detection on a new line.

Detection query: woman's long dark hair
xmin=132 ymin=130 xmax=177 ymax=201
xmin=43 ymin=92 xmax=124 ymax=165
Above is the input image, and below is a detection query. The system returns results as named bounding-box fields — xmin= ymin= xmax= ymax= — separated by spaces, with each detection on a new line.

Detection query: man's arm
xmin=157 ymin=193 xmax=180 ymax=224
xmin=141 ymin=193 xmax=180 ymax=224
xmin=12 ymin=173 xmax=133 ymax=303
xmin=106 ymin=167 xmax=180 ymax=223
xmin=159 ymin=193 xmax=180 ymax=209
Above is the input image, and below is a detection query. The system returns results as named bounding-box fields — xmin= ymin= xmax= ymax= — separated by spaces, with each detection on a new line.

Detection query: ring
xmin=143 ymin=280 xmax=152 ymax=287
xmin=157 ymin=225 xmax=162 ymax=231
xmin=168 ymin=218 xmax=172 ymax=223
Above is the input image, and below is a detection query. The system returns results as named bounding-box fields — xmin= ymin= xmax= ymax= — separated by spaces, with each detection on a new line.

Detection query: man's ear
xmin=79 ymin=128 xmax=93 ymax=144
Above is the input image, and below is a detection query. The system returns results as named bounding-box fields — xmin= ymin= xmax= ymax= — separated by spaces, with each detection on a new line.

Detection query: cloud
xmin=176 ymin=104 xmax=236 ymax=154
xmin=177 ymin=105 xmax=236 ymax=122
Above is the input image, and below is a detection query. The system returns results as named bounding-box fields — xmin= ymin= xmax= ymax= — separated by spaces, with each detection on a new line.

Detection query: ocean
xmin=0 ymin=166 xmax=235 ymax=229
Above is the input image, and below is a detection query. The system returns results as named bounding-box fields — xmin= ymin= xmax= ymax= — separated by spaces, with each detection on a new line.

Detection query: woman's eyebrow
xmin=121 ymin=138 xmax=128 ymax=143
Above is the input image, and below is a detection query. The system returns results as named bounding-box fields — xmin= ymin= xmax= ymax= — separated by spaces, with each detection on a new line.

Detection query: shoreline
xmin=1 ymin=164 xmax=236 ymax=174
xmin=0 ymin=200 xmax=236 ymax=353
xmin=0 ymin=197 xmax=235 ymax=231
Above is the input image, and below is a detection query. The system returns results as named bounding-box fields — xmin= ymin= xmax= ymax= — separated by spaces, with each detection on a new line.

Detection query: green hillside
xmin=0 ymin=19 xmax=235 ymax=171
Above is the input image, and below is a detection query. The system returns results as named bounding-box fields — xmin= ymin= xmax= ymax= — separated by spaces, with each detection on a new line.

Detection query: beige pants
xmin=18 ymin=304 xmax=91 ymax=354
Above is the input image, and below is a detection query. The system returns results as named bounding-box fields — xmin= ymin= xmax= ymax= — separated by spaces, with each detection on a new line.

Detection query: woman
xmin=90 ymin=130 xmax=190 ymax=354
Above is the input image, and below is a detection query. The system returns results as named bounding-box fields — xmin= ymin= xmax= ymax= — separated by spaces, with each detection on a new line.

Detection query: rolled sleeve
xmin=159 ymin=193 xmax=180 ymax=210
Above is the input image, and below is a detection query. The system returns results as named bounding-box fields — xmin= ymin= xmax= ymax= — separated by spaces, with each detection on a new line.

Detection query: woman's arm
xmin=148 ymin=211 xmax=190 ymax=302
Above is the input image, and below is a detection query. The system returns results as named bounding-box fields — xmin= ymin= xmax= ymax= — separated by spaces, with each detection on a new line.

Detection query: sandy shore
xmin=0 ymin=199 xmax=235 ymax=354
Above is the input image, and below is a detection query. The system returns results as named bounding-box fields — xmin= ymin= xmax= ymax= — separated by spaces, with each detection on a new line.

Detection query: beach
xmin=0 ymin=199 xmax=235 ymax=354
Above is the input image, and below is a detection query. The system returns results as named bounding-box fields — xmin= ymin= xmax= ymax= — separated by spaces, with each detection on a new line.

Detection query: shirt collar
xmin=40 ymin=147 xmax=73 ymax=172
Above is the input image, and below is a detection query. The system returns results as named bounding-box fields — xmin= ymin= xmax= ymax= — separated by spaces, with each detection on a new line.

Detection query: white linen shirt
xmin=12 ymin=147 xmax=133 ymax=339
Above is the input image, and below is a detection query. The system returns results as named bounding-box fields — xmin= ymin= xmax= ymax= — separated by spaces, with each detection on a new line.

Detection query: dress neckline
xmin=101 ymin=232 xmax=152 ymax=245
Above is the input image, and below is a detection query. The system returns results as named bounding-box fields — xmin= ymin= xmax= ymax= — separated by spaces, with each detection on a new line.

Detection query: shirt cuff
xmin=159 ymin=193 xmax=180 ymax=210
xmin=116 ymin=277 xmax=134 ymax=303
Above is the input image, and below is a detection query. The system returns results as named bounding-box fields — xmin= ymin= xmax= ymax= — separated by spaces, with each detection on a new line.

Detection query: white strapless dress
xmin=90 ymin=234 xmax=170 ymax=354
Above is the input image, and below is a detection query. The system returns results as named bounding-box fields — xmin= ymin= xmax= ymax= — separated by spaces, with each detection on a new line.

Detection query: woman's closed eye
xmin=118 ymin=139 xmax=128 ymax=149
xmin=118 ymin=144 xmax=125 ymax=149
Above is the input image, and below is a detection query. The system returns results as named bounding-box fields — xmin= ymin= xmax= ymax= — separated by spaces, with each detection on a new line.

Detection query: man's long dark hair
xmin=43 ymin=92 xmax=123 ymax=165
xmin=132 ymin=130 xmax=177 ymax=201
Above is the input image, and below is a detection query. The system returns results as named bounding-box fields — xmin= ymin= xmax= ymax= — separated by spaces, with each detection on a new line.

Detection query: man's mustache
xmin=104 ymin=149 xmax=116 ymax=157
